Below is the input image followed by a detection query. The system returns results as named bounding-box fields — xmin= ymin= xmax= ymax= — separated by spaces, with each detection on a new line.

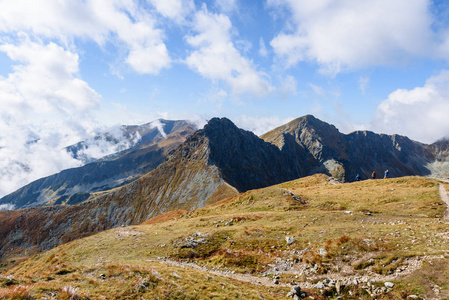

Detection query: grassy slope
xmin=1 ymin=175 xmax=449 ymax=299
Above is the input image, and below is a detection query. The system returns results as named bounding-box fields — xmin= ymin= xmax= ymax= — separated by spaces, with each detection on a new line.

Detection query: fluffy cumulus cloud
xmin=0 ymin=39 xmax=99 ymax=115
xmin=268 ymin=0 xmax=434 ymax=74
xmin=147 ymin=0 xmax=194 ymax=22
xmin=0 ymin=0 xmax=171 ymax=74
xmin=374 ymin=70 xmax=449 ymax=143
xmin=185 ymin=7 xmax=273 ymax=97
xmin=0 ymin=38 xmax=104 ymax=197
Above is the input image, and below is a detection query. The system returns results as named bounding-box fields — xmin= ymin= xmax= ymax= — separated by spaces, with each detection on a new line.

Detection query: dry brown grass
xmin=140 ymin=209 xmax=189 ymax=225
xmin=1 ymin=175 xmax=448 ymax=299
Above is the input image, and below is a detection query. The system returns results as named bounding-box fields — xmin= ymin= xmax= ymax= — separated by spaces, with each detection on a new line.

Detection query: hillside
xmin=2 ymin=116 xmax=449 ymax=269
xmin=0 ymin=117 xmax=304 ymax=263
xmin=0 ymin=120 xmax=196 ymax=210
xmin=1 ymin=175 xmax=448 ymax=299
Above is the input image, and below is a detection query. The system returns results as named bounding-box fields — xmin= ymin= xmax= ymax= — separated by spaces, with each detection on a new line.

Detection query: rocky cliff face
xmin=261 ymin=115 xmax=437 ymax=181
xmin=425 ymin=138 xmax=449 ymax=178
xmin=204 ymin=118 xmax=303 ymax=191
xmin=0 ymin=120 xmax=196 ymax=210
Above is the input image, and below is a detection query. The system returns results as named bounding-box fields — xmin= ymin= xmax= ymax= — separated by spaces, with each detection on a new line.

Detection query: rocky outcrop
xmin=426 ymin=138 xmax=449 ymax=178
xmin=261 ymin=115 xmax=438 ymax=181
xmin=204 ymin=117 xmax=303 ymax=192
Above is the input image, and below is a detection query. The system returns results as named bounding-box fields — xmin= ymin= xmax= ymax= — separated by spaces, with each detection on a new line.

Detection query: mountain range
xmin=0 ymin=119 xmax=196 ymax=210
xmin=1 ymin=115 xmax=449 ymax=261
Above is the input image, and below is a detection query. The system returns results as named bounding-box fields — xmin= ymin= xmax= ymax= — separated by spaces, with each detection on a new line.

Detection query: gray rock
xmin=314 ymin=283 xmax=325 ymax=289
xmin=286 ymin=236 xmax=295 ymax=245
xmin=384 ymin=282 xmax=395 ymax=288
xmin=287 ymin=286 xmax=307 ymax=299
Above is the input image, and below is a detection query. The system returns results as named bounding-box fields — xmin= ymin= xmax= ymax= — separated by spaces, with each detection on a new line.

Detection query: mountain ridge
xmin=1 ymin=115 xmax=449 ymax=265
xmin=0 ymin=119 xmax=196 ymax=210
xmin=261 ymin=114 xmax=444 ymax=181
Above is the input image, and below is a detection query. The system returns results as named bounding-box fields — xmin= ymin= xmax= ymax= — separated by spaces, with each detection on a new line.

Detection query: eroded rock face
xmin=204 ymin=117 xmax=303 ymax=192
xmin=427 ymin=138 xmax=449 ymax=178
xmin=261 ymin=115 xmax=439 ymax=181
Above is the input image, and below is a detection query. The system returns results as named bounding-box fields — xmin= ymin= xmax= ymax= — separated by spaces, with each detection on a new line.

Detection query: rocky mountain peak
xmin=201 ymin=117 xmax=302 ymax=192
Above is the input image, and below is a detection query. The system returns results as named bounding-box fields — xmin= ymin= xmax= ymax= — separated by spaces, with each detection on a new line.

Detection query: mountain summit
xmin=262 ymin=115 xmax=444 ymax=181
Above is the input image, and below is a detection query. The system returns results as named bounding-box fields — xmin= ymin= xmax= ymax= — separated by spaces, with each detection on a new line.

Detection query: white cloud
xmin=359 ymin=76 xmax=370 ymax=95
xmin=0 ymin=203 xmax=16 ymax=211
xmin=215 ymin=0 xmax=238 ymax=13
xmin=185 ymin=7 xmax=272 ymax=97
xmin=0 ymin=38 xmax=126 ymax=198
xmin=234 ymin=115 xmax=294 ymax=136
xmin=278 ymin=75 xmax=297 ymax=99
xmin=150 ymin=119 xmax=167 ymax=137
xmin=308 ymin=83 xmax=326 ymax=97
xmin=268 ymin=0 xmax=434 ymax=74
xmin=0 ymin=0 xmax=171 ymax=74
xmin=259 ymin=37 xmax=268 ymax=57
xmin=374 ymin=70 xmax=449 ymax=143
xmin=147 ymin=0 xmax=194 ymax=22
xmin=0 ymin=38 xmax=100 ymax=115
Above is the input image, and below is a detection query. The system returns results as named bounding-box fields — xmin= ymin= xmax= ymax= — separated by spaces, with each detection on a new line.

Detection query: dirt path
xmin=148 ymin=258 xmax=289 ymax=287
xmin=150 ymin=255 xmax=442 ymax=290
xmin=438 ymin=183 xmax=449 ymax=220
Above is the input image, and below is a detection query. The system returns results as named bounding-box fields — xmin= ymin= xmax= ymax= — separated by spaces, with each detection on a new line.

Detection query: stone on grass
xmin=286 ymin=236 xmax=295 ymax=245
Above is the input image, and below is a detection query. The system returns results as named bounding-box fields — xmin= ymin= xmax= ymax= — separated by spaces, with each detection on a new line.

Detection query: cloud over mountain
xmin=375 ymin=70 xmax=449 ymax=143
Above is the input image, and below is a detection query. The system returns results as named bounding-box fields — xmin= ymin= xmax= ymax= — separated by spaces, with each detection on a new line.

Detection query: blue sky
xmin=1 ymin=0 xmax=449 ymax=198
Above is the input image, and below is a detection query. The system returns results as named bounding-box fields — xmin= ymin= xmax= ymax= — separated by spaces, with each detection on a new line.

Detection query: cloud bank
xmin=374 ymin=70 xmax=449 ymax=143
xmin=0 ymin=0 xmax=171 ymax=74
xmin=268 ymin=0 xmax=434 ymax=74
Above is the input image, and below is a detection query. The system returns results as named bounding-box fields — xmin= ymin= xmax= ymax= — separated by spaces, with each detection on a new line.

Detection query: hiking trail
xmin=438 ymin=182 xmax=449 ymax=220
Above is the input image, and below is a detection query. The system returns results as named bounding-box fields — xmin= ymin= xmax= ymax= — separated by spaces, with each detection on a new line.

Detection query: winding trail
xmin=149 ymin=255 xmax=441 ymax=290
xmin=438 ymin=183 xmax=449 ymax=220
xmin=148 ymin=258 xmax=288 ymax=287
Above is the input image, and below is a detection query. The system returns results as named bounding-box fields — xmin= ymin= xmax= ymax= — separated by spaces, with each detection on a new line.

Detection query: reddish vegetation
xmin=140 ymin=210 xmax=189 ymax=225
